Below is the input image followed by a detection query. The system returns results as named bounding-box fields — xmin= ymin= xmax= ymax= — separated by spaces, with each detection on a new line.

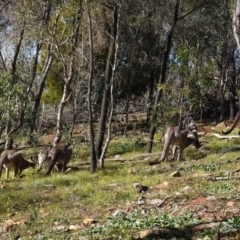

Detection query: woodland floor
xmin=1 ymin=120 xmax=240 ymax=239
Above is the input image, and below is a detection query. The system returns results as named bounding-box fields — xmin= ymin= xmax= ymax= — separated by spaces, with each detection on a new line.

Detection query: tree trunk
xmin=232 ymin=0 xmax=240 ymax=120
xmin=53 ymin=84 xmax=72 ymax=145
xmin=229 ymin=51 xmax=237 ymax=120
xmin=53 ymin=6 xmax=82 ymax=146
xmin=146 ymin=70 xmax=154 ymax=128
xmin=233 ymin=0 xmax=240 ymax=51
xmin=29 ymin=46 xmax=53 ymax=142
xmin=124 ymin=95 xmax=129 ymax=135
xmin=99 ymin=1 xmax=121 ymax=168
xmin=215 ymin=41 xmax=230 ymax=122
xmin=87 ymin=9 xmax=97 ymax=173
xmin=5 ymin=24 xmax=25 ymax=149
xmin=29 ymin=0 xmax=52 ymax=142
xmin=146 ymin=0 xmax=180 ymax=153
xmin=95 ymin=4 xmax=119 ymax=159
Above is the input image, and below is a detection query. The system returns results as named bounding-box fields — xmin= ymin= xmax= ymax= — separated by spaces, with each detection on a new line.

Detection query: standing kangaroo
xmin=38 ymin=143 xmax=72 ymax=175
xmin=160 ymin=126 xmax=200 ymax=162
xmin=0 ymin=150 xmax=35 ymax=179
xmin=150 ymin=126 xmax=200 ymax=165
xmin=170 ymin=133 xmax=200 ymax=161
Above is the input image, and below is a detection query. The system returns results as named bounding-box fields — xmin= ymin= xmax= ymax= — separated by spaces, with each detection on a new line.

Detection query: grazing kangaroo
xmin=161 ymin=126 xmax=200 ymax=162
xmin=38 ymin=147 xmax=63 ymax=172
xmin=38 ymin=143 xmax=72 ymax=175
xmin=170 ymin=134 xmax=201 ymax=161
xmin=0 ymin=150 xmax=35 ymax=179
xmin=222 ymin=110 xmax=240 ymax=135
xmin=150 ymin=126 xmax=200 ymax=165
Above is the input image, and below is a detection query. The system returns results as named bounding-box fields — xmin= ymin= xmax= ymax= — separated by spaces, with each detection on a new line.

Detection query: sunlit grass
xmin=1 ymin=126 xmax=240 ymax=239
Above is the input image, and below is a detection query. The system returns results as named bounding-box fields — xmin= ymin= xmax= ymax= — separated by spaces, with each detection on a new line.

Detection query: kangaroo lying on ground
xmin=38 ymin=143 xmax=72 ymax=175
xmin=0 ymin=150 xmax=35 ymax=179
xmin=150 ymin=126 xmax=200 ymax=165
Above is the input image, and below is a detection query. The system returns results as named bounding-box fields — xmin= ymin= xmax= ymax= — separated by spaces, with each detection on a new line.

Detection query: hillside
xmin=1 ymin=123 xmax=240 ymax=239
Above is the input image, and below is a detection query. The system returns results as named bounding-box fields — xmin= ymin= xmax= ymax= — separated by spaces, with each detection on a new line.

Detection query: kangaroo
xmin=222 ymin=110 xmax=240 ymax=135
xmin=150 ymin=126 xmax=200 ymax=165
xmin=161 ymin=126 xmax=200 ymax=161
xmin=38 ymin=143 xmax=72 ymax=175
xmin=0 ymin=150 xmax=36 ymax=179
xmin=38 ymin=147 xmax=63 ymax=172
xmin=170 ymin=133 xmax=200 ymax=161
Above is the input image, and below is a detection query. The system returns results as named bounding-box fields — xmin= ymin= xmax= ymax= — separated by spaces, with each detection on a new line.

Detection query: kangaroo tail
xmin=160 ymin=138 xmax=171 ymax=161
xmin=222 ymin=110 xmax=240 ymax=135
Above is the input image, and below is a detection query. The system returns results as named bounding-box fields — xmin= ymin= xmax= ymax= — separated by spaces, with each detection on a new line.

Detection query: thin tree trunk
xmin=124 ymin=95 xmax=129 ymax=135
xmin=232 ymin=0 xmax=240 ymax=120
xmin=87 ymin=9 xmax=97 ymax=173
xmin=229 ymin=51 xmax=237 ymax=120
xmin=29 ymin=0 xmax=52 ymax=142
xmin=146 ymin=70 xmax=154 ymax=128
xmin=69 ymin=92 xmax=78 ymax=139
xmin=5 ymin=24 xmax=25 ymax=149
xmin=233 ymin=1 xmax=240 ymax=51
xmin=53 ymin=83 xmax=72 ymax=145
xmin=53 ymin=5 xmax=82 ymax=145
xmin=146 ymin=0 xmax=180 ymax=153
xmin=29 ymin=46 xmax=53 ymax=142
xmin=99 ymin=0 xmax=121 ymax=168
xmin=95 ymin=4 xmax=119 ymax=159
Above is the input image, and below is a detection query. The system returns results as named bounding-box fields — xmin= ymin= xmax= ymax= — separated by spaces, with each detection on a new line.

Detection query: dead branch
xmin=105 ymin=152 xmax=161 ymax=162
xmin=207 ymin=133 xmax=240 ymax=139
xmin=206 ymin=175 xmax=240 ymax=181
xmin=231 ymin=168 xmax=240 ymax=174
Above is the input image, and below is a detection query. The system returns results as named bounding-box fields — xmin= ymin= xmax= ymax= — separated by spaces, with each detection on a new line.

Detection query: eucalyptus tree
xmin=24 ymin=0 xmax=55 ymax=143
xmin=0 ymin=0 xmax=62 ymax=146
xmin=0 ymin=0 xmax=38 ymax=148
xmin=95 ymin=0 xmax=122 ymax=159
xmin=116 ymin=0 xmax=165 ymax=128
xmin=212 ymin=1 xmax=235 ymax=121
xmin=233 ymin=0 xmax=240 ymax=51
xmin=146 ymin=0 xmax=181 ymax=153
xmin=167 ymin=0 xmax=234 ymax=122
xmin=145 ymin=0 xmax=226 ymax=153
xmin=28 ymin=0 xmax=84 ymax=145
xmin=232 ymin=0 xmax=240 ymax=117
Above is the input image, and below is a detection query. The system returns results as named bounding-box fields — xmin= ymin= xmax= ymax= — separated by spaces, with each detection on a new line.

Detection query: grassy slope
xmin=1 ymin=125 xmax=240 ymax=239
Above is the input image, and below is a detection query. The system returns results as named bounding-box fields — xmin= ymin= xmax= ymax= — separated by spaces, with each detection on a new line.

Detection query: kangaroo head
xmin=28 ymin=156 xmax=37 ymax=168
xmin=188 ymin=130 xmax=201 ymax=149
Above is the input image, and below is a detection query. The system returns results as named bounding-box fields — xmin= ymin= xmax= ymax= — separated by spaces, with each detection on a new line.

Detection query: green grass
xmin=1 ymin=127 xmax=240 ymax=239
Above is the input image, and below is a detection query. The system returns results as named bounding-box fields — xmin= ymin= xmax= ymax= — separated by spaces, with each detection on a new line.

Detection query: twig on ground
xmin=206 ymin=175 xmax=240 ymax=181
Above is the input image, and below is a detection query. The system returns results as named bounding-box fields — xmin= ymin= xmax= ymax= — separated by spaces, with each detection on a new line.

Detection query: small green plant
xmin=83 ymin=211 xmax=202 ymax=238
xmin=182 ymin=162 xmax=220 ymax=172
xmin=227 ymin=216 xmax=240 ymax=230
xmin=4 ymin=197 xmax=13 ymax=217
xmin=29 ymin=205 xmax=39 ymax=222
xmin=204 ymin=182 xmax=235 ymax=194
xmin=109 ymin=141 xmax=132 ymax=155
xmin=108 ymin=137 xmax=146 ymax=156
xmin=133 ymin=137 xmax=146 ymax=149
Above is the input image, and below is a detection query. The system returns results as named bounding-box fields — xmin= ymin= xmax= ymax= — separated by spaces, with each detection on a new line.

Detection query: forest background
xmin=0 ymin=0 xmax=240 ymax=172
